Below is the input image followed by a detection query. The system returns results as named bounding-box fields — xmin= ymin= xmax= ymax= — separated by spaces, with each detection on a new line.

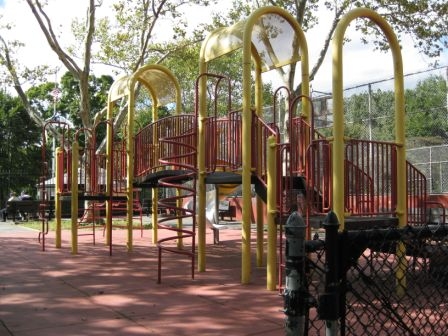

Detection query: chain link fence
xmin=287 ymin=222 xmax=448 ymax=335
xmin=407 ymin=145 xmax=448 ymax=193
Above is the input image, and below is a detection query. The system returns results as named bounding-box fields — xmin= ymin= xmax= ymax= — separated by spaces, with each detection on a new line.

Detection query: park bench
xmin=6 ymin=200 xmax=41 ymax=222
xmin=218 ymin=200 xmax=236 ymax=221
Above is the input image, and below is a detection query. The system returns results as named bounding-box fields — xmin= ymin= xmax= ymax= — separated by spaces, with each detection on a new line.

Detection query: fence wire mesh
xmin=301 ymin=225 xmax=448 ymax=335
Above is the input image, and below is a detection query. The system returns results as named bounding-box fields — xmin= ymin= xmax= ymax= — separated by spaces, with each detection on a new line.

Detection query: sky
xmin=0 ymin=0 xmax=446 ymax=94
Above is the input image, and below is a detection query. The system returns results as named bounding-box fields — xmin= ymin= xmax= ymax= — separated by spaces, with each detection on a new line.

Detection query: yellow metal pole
xmin=126 ymin=86 xmax=135 ymax=252
xmin=197 ymin=46 xmax=208 ymax=272
xmin=152 ymin=190 xmax=158 ymax=243
xmin=241 ymin=22 xmax=253 ymax=285
xmin=254 ymin=58 xmax=264 ymax=268
xmin=54 ymin=147 xmax=62 ymax=248
xmin=256 ymin=197 xmax=264 ymax=267
xmin=242 ymin=5 xmax=311 ymax=284
xmin=105 ymin=117 xmax=113 ymax=247
xmin=266 ymin=135 xmax=278 ymax=290
xmin=71 ymin=142 xmax=79 ymax=255
xmin=297 ymin=26 xmax=311 ymax=156
xmin=151 ymin=95 xmax=159 ymax=245
xmin=105 ymin=99 xmax=114 ymax=246
xmin=331 ymin=16 xmax=347 ymax=229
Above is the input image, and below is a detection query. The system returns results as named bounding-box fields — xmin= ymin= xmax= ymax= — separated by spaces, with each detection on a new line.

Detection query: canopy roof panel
xmin=202 ymin=12 xmax=301 ymax=72
xmin=134 ymin=68 xmax=178 ymax=107
xmin=108 ymin=75 xmax=131 ymax=102
xmin=108 ymin=66 xmax=179 ymax=107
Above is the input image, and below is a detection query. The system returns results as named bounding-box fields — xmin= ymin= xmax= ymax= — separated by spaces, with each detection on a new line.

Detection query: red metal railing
xmin=251 ymin=111 xmax=280 ymax=185
xmin=407 ymin=161 xmax=427 ymax=225
xmin=131 ymin=113 xmax=426 ymax=228
xmin=111 ymin=140 xmax=127 ymax=193
xmin=304 ymin=136 xmax=428 ymax=225
xmin=344 ymin=139 xmax=398 ymax=216
xmin=306 ymin=138 xmax=332 ymax=215
xmin=134 ymin=115 xmax=197 ymax=179
xmin=307 ymin=138 xmax=398 ymax=217
xmin=204 ymin=111 xmax=242 ymax=172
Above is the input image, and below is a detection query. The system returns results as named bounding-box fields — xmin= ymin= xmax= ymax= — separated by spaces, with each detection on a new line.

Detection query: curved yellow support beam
xmin=332 ymin=7 xmax=406 ymax=230
xmin=332 ymin=8 xmax=407 ymax=296
xmin=128 ymin=64 xmax=183 ymax=250
xmin=106 ymin=64 xmax=182 ymax=251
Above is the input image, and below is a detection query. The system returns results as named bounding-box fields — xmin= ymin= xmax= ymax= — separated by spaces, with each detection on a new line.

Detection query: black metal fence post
xmin=283 ymin=211 xmax=307 ymax=336
xmin=318 ymin=210 xmax=341 ymax=336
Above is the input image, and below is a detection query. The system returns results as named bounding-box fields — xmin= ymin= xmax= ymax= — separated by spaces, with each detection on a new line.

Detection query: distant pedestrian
xmin=1 ymin=192 xmax=20 ymax=222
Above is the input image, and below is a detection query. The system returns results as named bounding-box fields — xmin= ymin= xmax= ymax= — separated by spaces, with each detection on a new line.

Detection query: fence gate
xmin=284 ymin=211 xmax=448 ymax=335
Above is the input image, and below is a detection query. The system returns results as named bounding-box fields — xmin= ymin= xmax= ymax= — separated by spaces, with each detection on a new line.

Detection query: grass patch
xmin=17 ymin=220 xmax=68 ymax=231
xmin=18 ymin=219 xmax=151 ymax=231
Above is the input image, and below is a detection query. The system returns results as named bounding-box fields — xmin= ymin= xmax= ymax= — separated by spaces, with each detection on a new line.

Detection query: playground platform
xmin=0 ymin=219 xmax=285 ymax=336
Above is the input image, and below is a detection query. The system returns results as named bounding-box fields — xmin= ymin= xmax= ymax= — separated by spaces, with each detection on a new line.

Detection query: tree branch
xmin=25 ymin=0 xmax=82 ymax=76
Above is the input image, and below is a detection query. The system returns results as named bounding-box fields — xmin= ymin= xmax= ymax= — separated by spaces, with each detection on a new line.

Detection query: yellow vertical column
xmin=331 ymin=27 xmax=346 ymax=229
xmin=105 ymin=119 xmax=113 ymax=247
xmin=151 ymin=189 xmax=158 ymax=243
xmin=126 ymin=89 xmax=135 ymax=252
xmin=254 ymin=60 xmax=264 ymax=268
xmin=71 ymin=142 xmax=79 ymax=254
xmin=241 ymin=29 xmax=253 ymax=284
xmin=266 ymin=135 xmax=278 ymax=290
xmin=105 ymin=101 xmax=113 ymax=246
xmin=197 ymin=61 xmax=207 ymax=272
xmin=151 ymin=102 xmax=159 ymax=245
xmin=147 ymin=86 xmax=159 ymax=245
xmin=55 ymin=147 xmax=62 ymax=248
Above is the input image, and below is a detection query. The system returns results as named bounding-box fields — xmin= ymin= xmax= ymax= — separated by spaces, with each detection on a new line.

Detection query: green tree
xmin=24 ymin=72 xmax=112 ymax=127
xmin=342 ymin=87 xmax=395 ymax=140
xmin=344 ymin=75 xmax=447 ymax=144
xmin=0 ymin=90 xmax=41 ymax=204
xmin=24 ymin=72 xmax=113 ymax=149
xmin=57 ymin=72 xmax=113 ymax=128
xmin=406 ymin=75 xmax=448 ymax=146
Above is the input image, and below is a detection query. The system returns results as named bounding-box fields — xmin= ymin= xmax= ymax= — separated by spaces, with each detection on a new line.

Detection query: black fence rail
xmin=284 ymin=212 xmax=448 ymax=335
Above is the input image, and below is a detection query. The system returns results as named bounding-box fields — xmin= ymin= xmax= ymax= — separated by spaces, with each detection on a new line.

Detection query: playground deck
xmin=0 ymin=220 xmax=285 ymax=336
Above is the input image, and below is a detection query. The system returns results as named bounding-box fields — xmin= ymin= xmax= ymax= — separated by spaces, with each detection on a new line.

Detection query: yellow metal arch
xmin=107 ymin=74 xmax=131 ymax=102
xmin=198 ymin=6 xmax=310 ymax=289
xmin=106 ymin=64 xmax=182 ymax=251
xmin=331 ymin=8 xmax=406 ymax=230
xmin=332 ymin=7 xmax=408 ymax=297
